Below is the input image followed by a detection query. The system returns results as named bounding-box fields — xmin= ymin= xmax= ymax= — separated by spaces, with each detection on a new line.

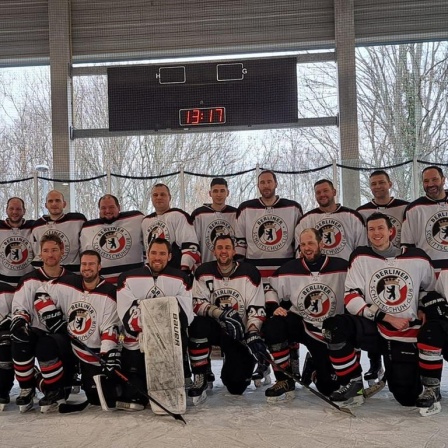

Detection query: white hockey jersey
xmin=0 ymin=219 xmax=35 ymax=286
xmin=266 ymin=256 xmax=348 ymax=342
xmin=344 ymin=246 xmax=436 ymax=343
xmin=401 ymin=193 xmax=448 ymax=272
xmin=191 ymin=204 xmax=237 ymax=264
xmin=117 ymin=265 xmax=193 ymax=350
xmin=142 ymin=208 xmax=200 ymax=271
xmin=193 ymin=260 xmax=266 ymax=333
xmin=80 ymin=211 xmax=145 ymax=284
xmin=34 ymin=275 xmax=119 ymax=365
xmin=0 ymin=282 xmax=15 ymax=322
xmin=357 ymin=198 xmax=409 ymax=247
xmin=31 ymin=213 xmax=86 ymax=271
xmin=235 ymin=197 xmax=303 ymax=279
xmin=295 ymin=205 xmax=367 ymax=261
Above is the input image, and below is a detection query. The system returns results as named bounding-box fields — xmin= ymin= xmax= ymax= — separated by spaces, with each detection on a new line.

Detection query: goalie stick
xmin=68 ymin=333 xmax=187 ymax=424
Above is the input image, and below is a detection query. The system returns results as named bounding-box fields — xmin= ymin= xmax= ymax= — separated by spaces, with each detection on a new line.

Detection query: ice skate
xmin=16 ymin=388 xmax=35 ymax=413
xmin=330 ymin=377 xmax=365 ymax=408
xmin=39 ymin=388 xmax=66 ymax=413
xmin=289 ymin=346 xmax=301 ymax=379
xmin=0 ymin=394 xmax=10 ymax=411
xmin=188 ymin=373 xmax=208 ymax=406
xmin=417 ymin=379 xmax=442 ymax=417
xmin=363 ymin=358 xmax=384 ymax=387
xmin=252 ymin=363 xmax=271 ymax=388
xmin=301 ymin=352 xmax=316 ymax=386
xmin=363 ymin=379 xmax=386 ymax=398
xmin=115 ymin=399 xmax=145 ymax=412
xmin=265 ymin=379 xmax=295 ymax=403
xmin=206 ymin=368 xmax=215 ymax=390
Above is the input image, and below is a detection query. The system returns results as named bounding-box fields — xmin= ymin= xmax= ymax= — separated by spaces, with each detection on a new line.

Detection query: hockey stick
xmin=258 ymin=352 xmax=355 ymax=417
xmin=59 ymin=399 xmax=90 ymax=414
xmin=68 ymin=334 xmax=187 ymax=424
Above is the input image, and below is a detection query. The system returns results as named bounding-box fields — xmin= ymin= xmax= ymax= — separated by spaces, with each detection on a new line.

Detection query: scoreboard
xmin=107 ymin=57 xmax=298 ymax=131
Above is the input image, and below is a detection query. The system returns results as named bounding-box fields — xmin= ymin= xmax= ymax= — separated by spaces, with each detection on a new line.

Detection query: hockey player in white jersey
xmin=188 ymin=235 xmax=267 ymax=404
xmin=191 ymin=178 xmax=237 ymax=264
xmin=263 ymin=228 xmax=347 ymax=402
xmin=34 ymin=249 xmax=120 ymax=410
xmin=116 ymin=238 xmax=193 ymax=411
xmin=401 ymin=165 xmax=448 ymax=273
xmin=0 ymin=282 xmax=15 ymax=410
xmin=323 ymin=212 xmax=436 ymax=408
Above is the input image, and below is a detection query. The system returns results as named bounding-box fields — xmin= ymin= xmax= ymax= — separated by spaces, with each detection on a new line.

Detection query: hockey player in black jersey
xmin=188 ymin=235 xmax=268 ymax=404
xmin=263 ymin=228 xmax=348 ymax=402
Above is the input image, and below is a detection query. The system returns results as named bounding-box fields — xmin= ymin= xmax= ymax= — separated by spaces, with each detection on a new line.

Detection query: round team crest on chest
xmin=205 ymin=219 xmax=234 ymax=251
xmin=252 ymin=215 xmax=288 ymax=252
xmin=213 ymin=287 xmax=244 ymax=316
xmin=146 ymin=220 xmax=171 ymax=246
xmin=43 ymin=229 xmax=70 ymax=261
xmin=0 ymin=236 xmax=33 ymax=271
xmin=296 ymin=283 xmax=337 ymax=322
xmin=369 ymin=268 xmax=414 ymax=313
xmin=315 ymin=219 xmax=346 ymax=254
xmin=425 ymin=211 xmax=448 ymax=252
xmin=93 ymin=226 xmax=132 ymax=260
xmin=68 ymin=302 xmax=97 ymax=341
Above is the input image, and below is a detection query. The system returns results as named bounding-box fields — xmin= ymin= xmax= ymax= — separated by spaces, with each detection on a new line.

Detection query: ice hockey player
xmin=416 ymin=268 xmax=448 ymax=416
xmin=142 ymin=183 xmax=201 ymax=274
xmin=188 ymin=235 xmax=268 ymax=405
xmin=34 ymin=249 xmax=121 ymax=410
xmin=0 ymin=282 xmax=15 ymax=411
xmin=10 ymin=234 xmax=74 ymax=412
xmin=116 ymin=237 xmax=193 ymax=411
xmin=263 ymin=228 xmax=348 ymax=402
xmin=191 ymin=177 xmax=237 ymax=264
xmin=322 ymin=212 xmax=435 ymax=408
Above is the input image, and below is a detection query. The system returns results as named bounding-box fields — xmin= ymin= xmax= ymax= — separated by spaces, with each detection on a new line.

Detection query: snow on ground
xmin=2 ymin=353 xmax=448 ymax=448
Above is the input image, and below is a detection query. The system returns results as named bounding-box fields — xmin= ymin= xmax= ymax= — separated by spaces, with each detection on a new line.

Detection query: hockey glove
xmin=0 ymin=314 xmax=12 ymax=332
xmin=41 ymin=308 xmax=67 ymax=334
xmin=421 ymin=291 xmax=448 ymax=321
xmin=10 ymin=316 xmax=30 ymax=343
xmin=102 ymin=349 xmax=121 ymax=379
xmin=218 ymin=308 xmax=245 ymax=341
xmin=245 ymin=332 xmax=269 ymax=364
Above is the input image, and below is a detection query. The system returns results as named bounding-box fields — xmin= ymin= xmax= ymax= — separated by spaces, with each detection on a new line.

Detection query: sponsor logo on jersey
xmin=252 ymin=215 xmax=288 ymax=252
xmin=92 ymin=226 xmax=132 ymax=260
xmin=205 ymin=219 xmax=235 ymax=251
xmin=68 ymin=301 xmax=97 ymax=341
xmin=0 ymin=235 xmax=33 ymax=271
xmin=145 ymin=220 xmax=171 ymax=247
xmin=43 ymin=229 xmax=70 ymax=262
xmin=315 ymin=219 xmax=346 ymax=255
xmin=369 ymin=268 xmax=414 ymax=313
xmin=146 ymin=285 xmax=164 ymax=298
xmin=296 ymin=283 xmax=337 ymax=322
xmin=425 ymin=211 xmax=448 ymax=252
xmin=213 ymin=287 xmax=245 ymax=317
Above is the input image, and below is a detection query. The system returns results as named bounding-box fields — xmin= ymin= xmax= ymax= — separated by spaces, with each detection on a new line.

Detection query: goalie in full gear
xmin=263 ymin=228 xmax=348 ymax=402
xmin=188 ymin=235 xmax=268 ymax=405
xmin=416 ymin=270 xmax=448 ymax=416
xmin=0 ymin=282 xmax=15 ymax=411
xmin=116 ymin=238 xmax=193 ymax=411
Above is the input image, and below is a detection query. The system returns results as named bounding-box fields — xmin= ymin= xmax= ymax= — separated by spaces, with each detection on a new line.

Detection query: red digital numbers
xmin=180 ymin=107 xmax=226 ymax=126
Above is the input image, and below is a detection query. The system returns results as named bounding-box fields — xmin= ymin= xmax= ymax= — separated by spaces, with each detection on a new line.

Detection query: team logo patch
xmin=315 ymin=219 xmax=346 ymax=255
xmin=0 ymin=236 xmax=33 ymax=271
xmin=146 ymin=285 xmax=164 ymax=299
xmin=369 ymin=268 xmax=414 ymax=313
xmin=205 ymin=219 xmax=235 ymax=251
xmin=252 ymin=215 xmax=288 ymax=252
xmin=68 ymin=301 xmax=97 ymax=341
xmin=296 ymin=283 xmax=337 ymax=322
xmin=213 ymin=287 xmax=244 ymax=317
xmin=43 ymin=229 xmax=70 ymax=262
xmin=92 ymin=226 xmax=132 ymax=260
xmin=145 ymin=220 xmax=171 ymax=248
xmin=425 ymin=211 xmax=448 ymax=252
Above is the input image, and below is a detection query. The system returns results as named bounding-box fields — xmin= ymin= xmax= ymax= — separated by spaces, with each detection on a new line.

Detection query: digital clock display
xmin=179 ymin=107 xmax=226 ymax=126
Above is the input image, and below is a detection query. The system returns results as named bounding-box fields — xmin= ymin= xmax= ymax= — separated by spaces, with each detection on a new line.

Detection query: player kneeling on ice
xmin=34 ymin=249 xmax=121 ymax=412
xmin=416 ymin=270 xmax=448 ymax=416
xmin=263 ymin=228 xmax=348 ymax=403
xmin=116 ymin=238 xmax=193 ymax=413
xmin=188 ymin=235 xmax=268 ymax=405
xmin=322 ymin=213 xmax=436 ymax=408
